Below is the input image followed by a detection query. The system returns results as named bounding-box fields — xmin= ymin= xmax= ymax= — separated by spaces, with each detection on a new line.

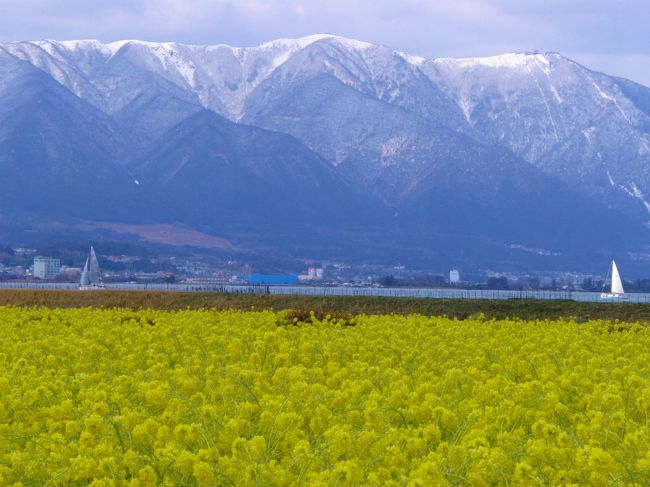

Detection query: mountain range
xmin=1 ymin=34 xmax=650 ymax=274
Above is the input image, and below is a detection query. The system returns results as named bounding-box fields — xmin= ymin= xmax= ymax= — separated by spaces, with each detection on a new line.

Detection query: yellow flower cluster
xmin=0 ymin=306 xmax=649 ymax=486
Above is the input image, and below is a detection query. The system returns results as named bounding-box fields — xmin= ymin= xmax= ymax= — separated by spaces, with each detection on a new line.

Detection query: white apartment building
xmin=33 ymin=257 xmax=61 ymax=279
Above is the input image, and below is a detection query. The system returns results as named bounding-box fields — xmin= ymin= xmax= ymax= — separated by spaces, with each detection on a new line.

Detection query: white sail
xmin=611 ymin=260 xmax=624 ymax=295
xmin=79 ymin=247 xmax=104 ymax=289
xmin=80 ymin=257 xmax=90 ymax=287
xmin=88 ymin=246 xmax=102 ymax=285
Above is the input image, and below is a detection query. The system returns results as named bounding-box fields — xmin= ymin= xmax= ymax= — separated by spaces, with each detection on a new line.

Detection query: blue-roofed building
xmin=247 ymin=273 xmax=298 ymax=285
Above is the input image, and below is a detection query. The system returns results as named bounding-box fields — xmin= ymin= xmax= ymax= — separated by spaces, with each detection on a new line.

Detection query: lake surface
xmin=1 ymin=282 xmax=650 ymax=303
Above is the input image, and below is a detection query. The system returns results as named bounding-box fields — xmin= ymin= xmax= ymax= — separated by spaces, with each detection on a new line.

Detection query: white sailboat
xmin=600 ymin=260 xmax=624 ymax=299
xmin=79 ymin=246 xmax=105 ymax=290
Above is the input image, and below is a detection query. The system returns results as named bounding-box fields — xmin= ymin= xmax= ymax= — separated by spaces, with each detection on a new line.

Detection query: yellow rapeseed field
xmin=0 ymin=306 xmax=649 ymax=486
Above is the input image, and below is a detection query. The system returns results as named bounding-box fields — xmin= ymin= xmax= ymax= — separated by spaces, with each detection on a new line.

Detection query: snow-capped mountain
xmin=4 ymin=35 xmax=366 ymax=118
xmin=422 ymin=53 xmax=650 ymax=217
xmin=1 ymin=35 xmax=650 ymax=271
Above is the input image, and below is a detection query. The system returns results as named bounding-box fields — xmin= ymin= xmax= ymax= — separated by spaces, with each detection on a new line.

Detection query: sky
xmin=1 ymin=0 xmax=649 ymax=86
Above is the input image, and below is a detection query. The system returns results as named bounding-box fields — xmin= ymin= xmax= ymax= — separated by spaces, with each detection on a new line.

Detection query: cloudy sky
xmin=1 ymin=0 xmax=648 ymax=86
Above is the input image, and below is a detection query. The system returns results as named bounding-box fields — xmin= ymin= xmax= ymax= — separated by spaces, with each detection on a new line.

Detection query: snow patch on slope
xmin=548 ymin=81 xmax=562 ymax=104
xmin=458 ymin=95 xmax=473 ymax=124
xmin=586 ymin=75 xmax=631 ymax=124
xmin=607 ymin=172 xmax=650 ymax=218
xmin=629 ymin=182 xmax=650 ymax=217
xmin=583 ymin=126 xmax=595 ymax=143
xmin=241 ymin=34 xmax=373 ymax=71
xmin=526 ymin=64 xmax=559 ymax=142
xmin=151 ymin=44 xmax=197 ymax=88
xmin=247 ymin=35 xmax=330 ymax=70
xmin=380 ymin=136 xmax=416 ymax=166
xmin=106 ymin=41 xmax=198 ymax=88
xmin=5 ymin=41 xmax=87 ymax=94
xmin=397 ymin=51 xmax=427 ymax=67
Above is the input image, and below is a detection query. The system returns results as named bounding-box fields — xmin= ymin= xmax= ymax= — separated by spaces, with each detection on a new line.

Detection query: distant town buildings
xmin=299 ymin=267 xmax=324 ymax=281
xmin=59 ymin=265 xmax=82 ymax=277
xmin=33 ymin=257 xmax=61 ymax=279
xmin=450 ymin=269 xmax=460 ymax=283
xmin=13 ymin=247 xmax=37 ymax=256
xmin=180 ymin=274 xmax=243 ymax=285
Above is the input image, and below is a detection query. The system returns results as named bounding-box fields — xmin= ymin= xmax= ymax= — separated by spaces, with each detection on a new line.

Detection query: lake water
xmin=1 ymin=282 xmax=650 ymax=303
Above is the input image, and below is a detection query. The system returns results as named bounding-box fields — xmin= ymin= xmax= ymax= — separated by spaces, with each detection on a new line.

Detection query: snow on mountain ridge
xmin=7 ymin=36 xmax=647 ymax=144
xmin=4 ymin=40 xmax=102 ymax=101
xmin=56 ymin=39 xmax=111 ymax=54
xmin=20 ymin=36 xmax=568 ymax=72
xmin=100 ymin=35 xmax=391 ymax=118
xmin=432 ymin=52 xmax=557 ymax=72
xmin=5 ymin=36 xmax=648 ymax=154
xmin=5 ymin=36 xmax=594 ymax=124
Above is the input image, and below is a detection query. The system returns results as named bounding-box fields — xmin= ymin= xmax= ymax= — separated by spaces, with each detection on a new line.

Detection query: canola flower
xmin=0 ymin=306 xmax=649 ymax=486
